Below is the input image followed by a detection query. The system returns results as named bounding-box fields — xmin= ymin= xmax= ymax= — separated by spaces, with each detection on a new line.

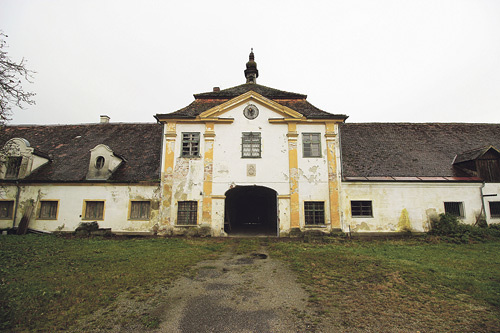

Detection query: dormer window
xmin=0 ymin=138 xmax=50 ymax=180
xmin=95 ymin=156 xmax=105 ymax=169
xmin=453 ymin=146 xmax=500 ymax=182
xmin=86 ymin=144 xmax=124 ymax=180
xmin=5 ymin=157 xmax=22 ymax=179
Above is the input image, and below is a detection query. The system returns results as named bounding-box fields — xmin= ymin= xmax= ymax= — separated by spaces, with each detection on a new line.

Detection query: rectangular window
xmin=181 ymin=132 xmax=200 ymax=157
xmin=303 ymin=133 xmax=321 ymax=157
xmin=177 ymin=201 xmax=197 ymax=225
xmin=129 ymin=201 xmax=151 ymax=220
xmin=84 ymin=201 xmax=105 ymax=220
xmin=444 ymin=202 xmax=464 ymax=218
xmin=0 ymin=201 xmax=14 ymax=219
xmin=5 ymin=157 xmax=22 ymax=178
xmin=242 ymin=132 xmax=261 ymax=158
xmin=304 ymin=201 xmax=325 ymax=225
xmin=489 ymin=201 xmax=500 ymax=218
xmin=351 ymin=200 xmax=373 ymax=217
xmin=38 ymin=201 xmax=58 ymax=220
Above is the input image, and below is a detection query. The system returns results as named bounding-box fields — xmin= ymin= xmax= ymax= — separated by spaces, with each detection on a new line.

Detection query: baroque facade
xmin=1 ymin=51 xmax=499 ymax=236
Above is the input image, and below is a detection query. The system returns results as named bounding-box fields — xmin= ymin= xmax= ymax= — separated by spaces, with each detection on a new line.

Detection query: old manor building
xmin=1 ymin=51 xmax=499 ymax=236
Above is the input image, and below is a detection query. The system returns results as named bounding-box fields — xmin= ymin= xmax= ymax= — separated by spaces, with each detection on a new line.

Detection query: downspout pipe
xmin=478 ymin=182 xmax=487 ymax=226
xmin=12 ymin=181 xmax=20 ymax=229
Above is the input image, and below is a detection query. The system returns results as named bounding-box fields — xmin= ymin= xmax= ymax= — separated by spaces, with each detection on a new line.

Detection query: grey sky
xmin=2 ymin=0 xmax=500 ymax=125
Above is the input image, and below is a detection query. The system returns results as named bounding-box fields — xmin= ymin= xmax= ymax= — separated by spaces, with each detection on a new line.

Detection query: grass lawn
xmin=0 ymin=234 xmax=227 ymax=332
xmin=269 ymin=238 xmax=500 ymax=332
xmin=1 ymin=235 xmax=500 ymax=332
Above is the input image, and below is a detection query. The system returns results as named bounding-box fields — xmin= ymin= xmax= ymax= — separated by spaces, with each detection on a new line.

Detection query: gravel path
xmin=157 ymin=246 xmax=320 ymax=332
xmin=71 ymin=243 xmax=332 ymax=332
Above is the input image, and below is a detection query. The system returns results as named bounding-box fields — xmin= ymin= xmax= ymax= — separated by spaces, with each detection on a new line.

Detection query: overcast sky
xmin=2 ymin=0 xmax=500 ymax=125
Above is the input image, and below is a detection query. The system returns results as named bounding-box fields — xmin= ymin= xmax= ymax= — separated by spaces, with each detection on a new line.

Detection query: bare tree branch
xmin=0 ymin=31 xmax=36 ymax=123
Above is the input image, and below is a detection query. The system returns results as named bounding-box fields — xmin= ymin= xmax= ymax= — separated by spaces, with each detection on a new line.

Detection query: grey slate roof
xmin=156 ymin=83 xmax=347 ymax=120
xmin=0 ymin=123 xmax=163 ymax=183
xmin=340 ymin=123 xmax=500 ymax=179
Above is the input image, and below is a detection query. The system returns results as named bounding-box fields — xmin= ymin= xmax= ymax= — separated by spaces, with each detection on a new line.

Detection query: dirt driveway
xmin=72 ymin=242 xmax=337 ymax=332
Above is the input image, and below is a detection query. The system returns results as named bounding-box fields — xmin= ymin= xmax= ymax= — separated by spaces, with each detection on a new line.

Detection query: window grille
xmin=130 ymin=201 xmax=150 ymax=220
xmin=39 ymin=201 xmax=58 ymax=219
xmin=6 ymin=157 xmax=22 ymax=178
xmin=351 ymin=201 xmax=373 ymax=217
xmin=242 ymin=132 xmax=261 ymax=158
xmin=303 ymin=133 xmax=321 ymax=157
xmin=181 ymin=133 xmax=200 ymax=157
xmin=489 ymin=202 xmax=500 ymax=218
xmin=177 ymin=201 xmax=197 ymax=225
xmin=84 ymin=201 xmax=104 ymax=220
xmin=0 ymin=201 xmax=14 ymax=219
xmin=444 ymin=202 xmax=464 ymax=218
xmin=304 ymin=201 xmax=325 ymax=225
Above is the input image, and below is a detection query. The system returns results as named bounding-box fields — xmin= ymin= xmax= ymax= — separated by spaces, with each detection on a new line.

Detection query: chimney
xmin=100 ymin=115 xmax=110 ymax=124
xmin=213 ymin=87 xmax=220 ymax=92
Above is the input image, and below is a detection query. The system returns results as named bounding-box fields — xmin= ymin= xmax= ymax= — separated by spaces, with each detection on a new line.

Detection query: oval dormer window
xmin=95 ymin=156 xmax=105 ymax=169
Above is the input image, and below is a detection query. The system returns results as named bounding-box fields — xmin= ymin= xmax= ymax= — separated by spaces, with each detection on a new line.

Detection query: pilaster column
xmin=202 ymin=122 xmax=215 ymax=225
xmin=162 ymin=122 xmax=176 ymax=225
xmin=287 ymin=122 xmax=300 ymax=228
xmin=325 ymin=122 xmax=341 ymax=228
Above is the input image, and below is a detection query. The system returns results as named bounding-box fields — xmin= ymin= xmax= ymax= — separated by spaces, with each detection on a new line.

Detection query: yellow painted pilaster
xmin=287 ymin=122 xmax=300 ymax=228
xmin=202 ymin=122 xmax=215 ymax=225
xmin=162 ymin=122 xmax=176 ymax=225
xmin=325 ymin=122 xmax=341 ymax=228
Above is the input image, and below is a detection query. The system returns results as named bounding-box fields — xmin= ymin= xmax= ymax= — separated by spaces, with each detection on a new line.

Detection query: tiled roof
xmin=0 ymin=123 xmax=163 ymax=183
xmin=340 ymin=123 xmax=500 ymax=179
xmin=156 ymin=83 xmax=347 ymax=120
xmin=193 ymin=83 xmax=307 ymax=99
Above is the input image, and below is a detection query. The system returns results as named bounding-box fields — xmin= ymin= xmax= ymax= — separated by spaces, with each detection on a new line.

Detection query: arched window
xmin=95 ymin=156 xmax=105 ymax=169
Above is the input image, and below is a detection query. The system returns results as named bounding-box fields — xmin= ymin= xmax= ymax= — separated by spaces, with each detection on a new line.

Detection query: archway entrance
xmin=224 ymin=186 xmax=278 ymax=236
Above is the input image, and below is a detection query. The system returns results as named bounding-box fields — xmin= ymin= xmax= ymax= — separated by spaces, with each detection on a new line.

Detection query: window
xmin=5 ymin=156 xmax=22 ymax=178
xmin=84 ymin=201 xmax=105 ymax=220
xmin=304 ymin=201 xmax=325 ymax=225
xmin=177 ymin=201 xmax=197 ymax=225
xmin=489 ymin=202 xmax=500 ymax=218
xmin=242 ymin=132 xmax=261 ymax=158
xmin=0 ymin=201 xmax=14 ymax=219
xmin=351 ymin=200 xmax=373 ymax=217
xmin=129 ymin=201 xmax=150 ymax=220
xmin=38 ymin=201 xmax=58 ymax=220
xmin=303 ymin=133 xmax=321 ymax=157
xmin=95 ymin=156 xmax=105 ymax=169
xmin=444 ymin=202 xmax=464 ymax=218
xmin=181 ymin=132 xmax=200 ymax=157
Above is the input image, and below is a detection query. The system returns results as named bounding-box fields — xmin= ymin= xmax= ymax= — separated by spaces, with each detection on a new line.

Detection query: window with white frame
xmin=303 ymin=133 xmax=321 ymax=157
xmin=181 ymin=132 xmax=200 ymax=157
xmin=241 ymin=132 xmax=261 ymax=158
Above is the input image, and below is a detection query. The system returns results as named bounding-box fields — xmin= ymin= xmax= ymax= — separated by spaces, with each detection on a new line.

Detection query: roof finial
xmin=244 ymin=48 xmax=258 ymax=84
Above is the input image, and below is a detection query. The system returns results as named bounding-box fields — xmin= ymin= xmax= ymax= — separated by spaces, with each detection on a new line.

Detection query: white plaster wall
xmin=212 ymin=101 xmax=290 ymax=196
xmin=341 ymin=182 xmax=483 ymax=232
xmin=0 ymin=184 xmax=161 ymax=233
xmin=296 ymin=123 xmax=331 ymax=226
xmin=483 ymin=183 xmax=500 ymax=224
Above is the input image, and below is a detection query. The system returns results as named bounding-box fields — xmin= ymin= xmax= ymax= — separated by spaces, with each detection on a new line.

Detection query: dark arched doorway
xmin=224 ymin=186 xmax=278 ymax=236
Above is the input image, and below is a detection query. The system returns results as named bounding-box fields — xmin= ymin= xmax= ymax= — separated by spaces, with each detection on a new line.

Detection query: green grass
xmin=2 ymin=235 xmax=500 ymax=332
xmin=269 ymin=238 xmax=500 ymax=332
xmin=0 ymin=234 xmax=227 ymax=332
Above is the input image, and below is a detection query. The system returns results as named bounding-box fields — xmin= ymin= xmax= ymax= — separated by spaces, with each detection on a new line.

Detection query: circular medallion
xmin=243 ymin=104 xmax=259 ymax=120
